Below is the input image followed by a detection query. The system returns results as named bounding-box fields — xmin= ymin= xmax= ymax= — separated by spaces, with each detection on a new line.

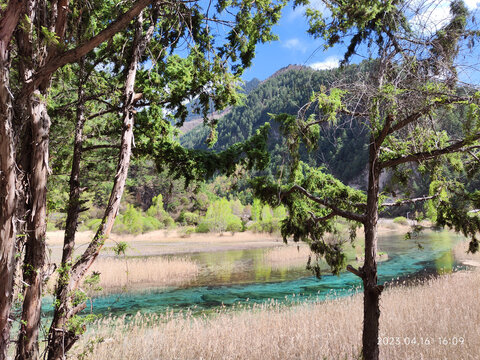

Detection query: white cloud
xmin=282 ymin=38 xmax=308 ymax=53
xmin=309 ymin=56 xmax=340 ymax=70
xmin=409 ymin=0 xmax=480 ymax=36
xmin=286 ymin=0 xmax=329 ymax=22
xmin=464 ymin=0 xmax=480 ymax=9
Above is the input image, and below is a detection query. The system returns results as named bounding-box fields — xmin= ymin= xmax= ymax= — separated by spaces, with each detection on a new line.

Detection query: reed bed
xmin=84 ymin=256 xmax=199 ymax=293
xmin=71 ymin=269 xmax=480 ymax=359
xmin=263 ymin=244 xmax=312 ymax=269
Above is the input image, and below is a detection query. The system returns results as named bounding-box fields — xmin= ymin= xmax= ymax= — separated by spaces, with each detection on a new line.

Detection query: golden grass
xmin=71 ymin=269 xmax=480 ymax=360
xmin=263 ymin=244 xmax=312 ymax=269
xmin=454 ymin=239 xmax=480 ymax=267
xmin=84 ymin=256 xmax=200 ymax=293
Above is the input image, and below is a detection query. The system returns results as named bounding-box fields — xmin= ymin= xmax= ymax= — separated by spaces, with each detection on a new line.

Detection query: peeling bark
xmin=0 ymin=1 xmax=26 ymax=358
xmin=16 ymin=90 xmax=50 ymax=360
xmin=46 ymin=11 xmax=156 ymax=359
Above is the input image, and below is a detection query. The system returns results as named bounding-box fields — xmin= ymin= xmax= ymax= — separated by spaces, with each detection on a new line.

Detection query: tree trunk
xmin=0 ymin=2 xmax=26 ymax=358
xmin=0 ymin=57 xmax=17 ymax=360
xmin=16 ymin=90 xmax=50 ymax=360
xmin=361 ymin=140 xmax=383 ymax=360
xmin=46 ymin=57 xmax=88 ymax=360
xmin=46 ymin=12 xmax=152 ymax=359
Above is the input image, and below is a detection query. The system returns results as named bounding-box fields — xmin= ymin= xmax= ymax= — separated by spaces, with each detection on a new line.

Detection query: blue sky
xmin=241 ymin=4 xmax=341 ymax=81
xmin=240 ymin=0 xmax=480 ymax=83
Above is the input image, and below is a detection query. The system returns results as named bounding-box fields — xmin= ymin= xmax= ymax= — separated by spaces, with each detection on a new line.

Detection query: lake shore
xmin=46 ymin=218 xmax=413 ymax=260
xmin=44 ymin=220 xmax=448 ymax=293
xmin=71 ymin=267 xmax=480 ymax=360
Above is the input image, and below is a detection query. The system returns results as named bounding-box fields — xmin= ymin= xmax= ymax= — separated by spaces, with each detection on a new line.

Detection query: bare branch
xmin=308 ymin=210 xmax=335 ymax=223
xmin=285 ymin=185 xmax=366 ymax=223
xmin=387 ymin=96 xmax=471 ymax=136
xmin=382 ymin=194 xmax=438 ymax=207
xmin=380 ymin=134 xmax=480 ymax=169
xmin=81 ymin=144 xmax=120 ymax=152
xmin=346 ymin=264 xmax=364 ymax=279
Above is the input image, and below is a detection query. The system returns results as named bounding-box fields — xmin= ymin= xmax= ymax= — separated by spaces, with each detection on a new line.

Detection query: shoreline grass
xmin=84 ymin=256 xmax=200 ymax=294
xmin=71 ymin=269 xmax=480 ymax=359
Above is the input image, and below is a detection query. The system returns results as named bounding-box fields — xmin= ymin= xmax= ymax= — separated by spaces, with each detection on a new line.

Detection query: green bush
xmin=178 ymin=211 xmax=199 ymax=226
xmin=196 ymin=221 xmax=211 ymax=233
xmin=147 ymin=194 xmax=175 ymax=229
xmin=122 ymin=205 xmax=144 ymax=235
xmin=226 ymin=215 xmax=243 ymax=233
xmin=85 ymin=218 xmax=102 ymax=231
xmin=142 ymin=216 xmax=163 ymax=232
xmin=393 ymin=216 xmax=408 ymax=225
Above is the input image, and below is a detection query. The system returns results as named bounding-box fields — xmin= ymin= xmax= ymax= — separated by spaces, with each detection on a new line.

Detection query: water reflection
xmin=42 ymin=230 xmax=467 ymax=317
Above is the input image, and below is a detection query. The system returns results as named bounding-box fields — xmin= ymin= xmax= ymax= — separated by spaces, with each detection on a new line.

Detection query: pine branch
xmin=285 ymin=185 xmax=366 ymax=223
xmin=386 ymin=96 xmax=471 ymax=136
xmin=380 ymin=134 xmax=480 ymax=169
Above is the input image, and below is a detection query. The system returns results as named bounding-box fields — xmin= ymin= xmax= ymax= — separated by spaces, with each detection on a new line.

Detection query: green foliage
xmin=181 ymin=64 xmax=371 ymax=184
xmin=112 ymin=241 xmax=128 ymax=256
xmin=67 ymin=314 xmax=98 ymax=336
xmin=84 ymin=271 xmax=102 ymax=292
xmin=252 ymin=162 xmax=364 ymax=273
xmin=393 ymin=216 xmax=408 ymax=225
xmin=202 ymin=198 xmax=244 ymax=233
xmin=121 ymin=205 xmax=144 ymax=235
xmin=178 ymin=211 xmax=199 ymax=226
xmin=195 ymin=221 xmax=211 ymax=233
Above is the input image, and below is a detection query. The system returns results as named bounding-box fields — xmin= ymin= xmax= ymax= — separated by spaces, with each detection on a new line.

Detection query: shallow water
xmin=42 ymin=230 xmax=466 ymax=317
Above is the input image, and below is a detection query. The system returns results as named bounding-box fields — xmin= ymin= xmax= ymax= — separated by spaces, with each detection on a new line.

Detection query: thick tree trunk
xmin=0 ymin=2 xmax=26 ymax=358
xmin=0 ymin=60 xmax=17 ymax=360
xmin=361 ymin=141 xmax=383 ymax=360
xmin=16 ymin=91 xmax=50 ymax=360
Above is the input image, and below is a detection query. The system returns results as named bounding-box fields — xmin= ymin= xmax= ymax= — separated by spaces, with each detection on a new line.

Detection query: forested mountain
xmin=181 ymin=63 xmax=371 ymax=185
xmin=179 ymin=77 xmax=262 ymax=134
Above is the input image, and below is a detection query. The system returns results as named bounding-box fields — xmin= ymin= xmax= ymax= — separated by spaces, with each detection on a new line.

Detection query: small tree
xmin=254 ymin=1 xmax=480 ymax=359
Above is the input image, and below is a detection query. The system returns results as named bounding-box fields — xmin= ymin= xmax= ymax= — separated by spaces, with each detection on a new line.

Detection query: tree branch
xmin=308 ymin=210 xmax=335 ymax=223
xmin=25 ymin=0 xmax=157 ymax=94
xmin=285 ymin=185 xmax=366 ymax=223
xmin=346 ymin=264 xmax=364 ymax=279
xmin=382 ymin=194 xmax=438 ymax=207
xmin=387 ymin=96 xmax=471 ymax=136
xmin=380 ymin=134 xmax=480 ymax=169
xmin=81 ymin=144 xmax=120 ymax=152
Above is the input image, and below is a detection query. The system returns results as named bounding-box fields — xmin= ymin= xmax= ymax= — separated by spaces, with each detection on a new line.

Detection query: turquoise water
xmin=42 ymin=230 xmax=466 ymax=317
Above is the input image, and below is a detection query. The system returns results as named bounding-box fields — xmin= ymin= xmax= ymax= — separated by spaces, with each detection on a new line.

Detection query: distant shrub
xmin=226 ymin=215 xmax=243 ymax=233
xmin=122 ymin=205 xmax=144 ymax=235
xmin=142 ymin=216 xmax=163 ymax=232
xmin=178 ymin=211 xmax=199 ymax=226
xmin=86 ymin=218 xmax=102 ymax=231
xmin=180 ymin=226 xmax=196 ymax=238
xmin=147 ymin=195 xmax=175 ymax=228
xmin=196 ymin=221 xmax=211 ymax=233
xmin=393 ymin=216 xmax=408 ymax=225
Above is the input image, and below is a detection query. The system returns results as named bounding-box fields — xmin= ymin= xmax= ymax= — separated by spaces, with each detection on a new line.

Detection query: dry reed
xmin=264 ymin=245 xmax=312 ymax=269
xmin=70 ymin=269 xmax=480 ymax=360
xmin=84 ymin=256 xmax=199 ymax=293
